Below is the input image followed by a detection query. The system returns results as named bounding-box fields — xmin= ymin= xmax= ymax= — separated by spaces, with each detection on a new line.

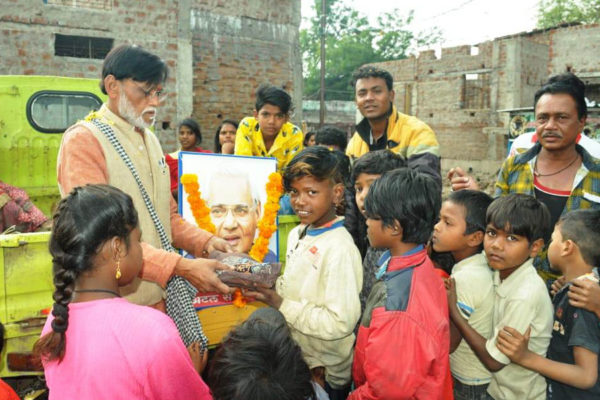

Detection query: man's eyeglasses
xmin=130 ymin=81 xmax=167 ymax=102
xmin=210 ymin=204 xmax=253 ymax=218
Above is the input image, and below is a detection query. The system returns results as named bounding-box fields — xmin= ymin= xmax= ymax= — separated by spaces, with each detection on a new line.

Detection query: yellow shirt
xmin=234 ymin=116 xmax=303 ymax=171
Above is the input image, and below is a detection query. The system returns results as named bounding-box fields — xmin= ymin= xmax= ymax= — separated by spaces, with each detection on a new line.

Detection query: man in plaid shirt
xmin=449 ymin=73 xmax=600 ymax=285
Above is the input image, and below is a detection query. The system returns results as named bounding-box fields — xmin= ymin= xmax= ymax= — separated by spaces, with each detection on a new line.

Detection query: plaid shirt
xmin=495 ymin=143 xmax=600 ymax=283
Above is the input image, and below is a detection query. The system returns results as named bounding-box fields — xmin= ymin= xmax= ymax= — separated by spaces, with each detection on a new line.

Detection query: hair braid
xmin=34 ymin=185 xmax=139 ymax=362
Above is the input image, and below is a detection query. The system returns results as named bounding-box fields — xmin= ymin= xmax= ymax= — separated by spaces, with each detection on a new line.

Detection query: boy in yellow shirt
xmin=234 ymin=84 xmax=303 ymax=171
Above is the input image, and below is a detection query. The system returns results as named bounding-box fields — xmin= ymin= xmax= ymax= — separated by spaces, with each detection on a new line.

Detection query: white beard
xmin=118 ymin=91 xmax=156 ymax=129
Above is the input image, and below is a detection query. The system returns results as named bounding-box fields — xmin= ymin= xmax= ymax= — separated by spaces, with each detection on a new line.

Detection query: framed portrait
xmin=178 ymin=152 xmax=279 ymax=264
xmin=178 ymin=152 xmax=287 ymax=345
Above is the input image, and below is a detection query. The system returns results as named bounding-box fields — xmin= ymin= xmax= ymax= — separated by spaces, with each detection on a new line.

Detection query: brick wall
xmin=189 ymin=1 xmax=302 ymax=151
xmin=369 ymin=23 xmax=600 ymax=171
xmin=0 ymin=0 xmax=301 ymax=152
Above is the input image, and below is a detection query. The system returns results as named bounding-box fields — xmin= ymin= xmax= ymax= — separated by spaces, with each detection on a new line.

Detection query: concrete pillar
xmin=177 ymin=0 xmax=193 ymax=124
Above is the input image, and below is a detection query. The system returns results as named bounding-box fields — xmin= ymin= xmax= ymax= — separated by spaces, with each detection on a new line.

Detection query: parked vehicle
xmin=0 ymin=76 xmax=105 ymax=379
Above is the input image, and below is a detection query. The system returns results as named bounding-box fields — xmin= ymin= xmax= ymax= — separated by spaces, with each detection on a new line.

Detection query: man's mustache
xmin=541 ymin=131 xmax=562 ymax=139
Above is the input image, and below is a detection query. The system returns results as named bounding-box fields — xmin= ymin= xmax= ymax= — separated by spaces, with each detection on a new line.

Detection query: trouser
xmin=453 ymin=377 xmax=493 ymax=400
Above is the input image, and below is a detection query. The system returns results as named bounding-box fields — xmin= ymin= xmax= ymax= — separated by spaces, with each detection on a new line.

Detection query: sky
xmin=301 ymin=0 xmax=541 ymax=51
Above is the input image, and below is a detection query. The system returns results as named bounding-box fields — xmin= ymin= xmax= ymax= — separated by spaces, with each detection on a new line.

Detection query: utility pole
xmin=319 ymin=0 xmax=326 ymax=127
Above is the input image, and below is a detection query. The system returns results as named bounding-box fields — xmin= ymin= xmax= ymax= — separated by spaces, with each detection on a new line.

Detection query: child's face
xmin=254 ymin=103 xmax=288 ymax=140
xmin=289 ymin=175 xmax=342 ymax=227
xmin=120 ymin=227 xmax=143 ymax=284
xmin=366 ymin=217 xmax=395 ymax=249
xmin=432 ymin=201 xmax=470 ymax=253
xmin=483 ymin=223 xmax=543 ymax=279
xmin=354 ymin=173 xmax=381 ymax=217
xmin=547 ymin=223 xmax=565 ymax=273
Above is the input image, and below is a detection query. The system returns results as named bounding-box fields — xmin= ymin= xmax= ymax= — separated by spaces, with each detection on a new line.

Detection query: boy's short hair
xmin=208 ymin=317 xmax=314 ymax=400
xmin=255 ymin=84 xmax=292 ymax=115
xmin=315 ymin=126 xmax=348 ymax=151
xmin=447 ymin=190 xmax=493 ymax=235
xmin=364 ymin=168 xmax=440 ymax=244
xmin=558 ymin=209 xmax=600 ymax=267
xmin=486 ymin=193 xmax=551 ymax=244
xmin=351 ymin=66 xmax=394 ymax=91
xmin=283 ymin=146 xmax=349 ymax=191
xmin=351 ymin=150 xmax=406 ymax=184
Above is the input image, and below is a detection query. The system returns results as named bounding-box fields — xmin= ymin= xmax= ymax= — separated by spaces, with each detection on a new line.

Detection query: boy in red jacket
xmin=350 ymin=168 xmax=450 ymax=399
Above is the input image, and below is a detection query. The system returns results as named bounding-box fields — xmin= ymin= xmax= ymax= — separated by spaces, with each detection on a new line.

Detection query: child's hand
xmin=445 ymin=278 xmax=460 ymax=319
xmin=496 ymin=326 xmax=531 ymax=364
xmin=569 ymin=279 xmax=600 ymax=318
xmin=186 ymin=342 xmax=208 ymax=375
xmin=551 ymin=276 xmax=566 ymax=296
xmin=243 ymin=284 xmax=283 ymax=309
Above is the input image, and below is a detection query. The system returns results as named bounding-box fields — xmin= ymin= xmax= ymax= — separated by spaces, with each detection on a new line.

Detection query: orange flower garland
xmin=180 ymin=174 xmax=216 ymax=234
xmin=180 ymin=171 xmax=283 ymax=307
xmin=249 ymin=172 xmax=283 ymax=262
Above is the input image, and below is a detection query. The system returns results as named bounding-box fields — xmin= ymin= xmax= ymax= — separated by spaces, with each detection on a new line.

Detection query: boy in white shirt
xmin=446 ymin=193 xmax=554 ymax=399
xmin=432 ymin=190 xmax=494 ymax=399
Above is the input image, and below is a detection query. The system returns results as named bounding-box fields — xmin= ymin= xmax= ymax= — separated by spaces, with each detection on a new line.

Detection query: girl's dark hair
xmin=214 ymin=119 xmax=239 ymax=153
xmin=100 ymin=44 xmax=168 ymax=95
xmin=365 ymin=168 xmax=440 ymax=244
xmin=209 ymin=317 xmax=314 ymax=400
xmin=34 ymin=184 xmax=138 ymax=362
xmin=486 ymin=193 xmax=551 ymax=244
xmin=303 ymin=131 xmax=316 ymax=147
xmin=283 ymin=146 xmax=349 ymax=191
xmin=178 ymin=118 xmax=202 ymax=146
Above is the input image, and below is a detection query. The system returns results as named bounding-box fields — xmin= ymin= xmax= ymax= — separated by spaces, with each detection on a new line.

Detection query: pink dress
xmin=41 ymin=298 xmax=212 ymax=400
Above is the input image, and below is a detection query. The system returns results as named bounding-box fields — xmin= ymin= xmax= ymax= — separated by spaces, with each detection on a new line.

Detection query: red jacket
xmin=350 ymin=248 xmax=450 ymax=400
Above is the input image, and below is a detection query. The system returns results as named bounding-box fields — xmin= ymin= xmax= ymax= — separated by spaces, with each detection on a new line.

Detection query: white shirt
xmin=485 ymin=258 xmax=554 ymax=400
xmin=277 ymin=218 xmax=363 ymax=388
xmin=509 ymin=131 xmax=600 ymax=159
xmin=450 ymin=252 xmax=494 ymax=384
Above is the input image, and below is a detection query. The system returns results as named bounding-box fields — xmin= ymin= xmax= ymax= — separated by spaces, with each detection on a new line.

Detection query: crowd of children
xmin=36 ymin=101 xmax=600 ymax=399
xmin=36 ymin=142 xmax=600 ymax=399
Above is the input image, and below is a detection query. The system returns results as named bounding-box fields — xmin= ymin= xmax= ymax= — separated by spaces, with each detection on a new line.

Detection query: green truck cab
xmin=0 ymin=76 xmax=105 ymax=378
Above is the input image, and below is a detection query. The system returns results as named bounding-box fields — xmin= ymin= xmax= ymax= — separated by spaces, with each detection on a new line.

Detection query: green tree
xmin=301 ymin=0 xmax=441 ymax=101
xmin=537 ymin=0 xmax=600 ymax=28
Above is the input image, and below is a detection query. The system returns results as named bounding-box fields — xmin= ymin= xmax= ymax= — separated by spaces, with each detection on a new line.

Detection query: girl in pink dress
xmin=35 ymin=184 xmax=212 ymax=400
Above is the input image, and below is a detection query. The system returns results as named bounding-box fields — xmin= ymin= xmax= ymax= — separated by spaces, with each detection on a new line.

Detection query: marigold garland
xmin=180 ymin=171 xmax=283 ymax=307
xmin=249 ymin=172 xmax=283 ymax=262
xmin=180 ymin=174 xmax=216 ymax=234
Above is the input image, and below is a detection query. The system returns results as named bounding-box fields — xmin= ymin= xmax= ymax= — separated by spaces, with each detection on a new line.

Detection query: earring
xmin=115 ymin=259 xmax=122 ymax=280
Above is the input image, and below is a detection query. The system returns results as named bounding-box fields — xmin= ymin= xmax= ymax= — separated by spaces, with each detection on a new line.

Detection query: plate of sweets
xmin=210 ymin=251 xmax=281 ymax=289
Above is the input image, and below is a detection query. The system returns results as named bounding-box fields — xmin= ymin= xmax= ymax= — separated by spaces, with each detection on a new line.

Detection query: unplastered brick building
xmin=371 ymin=23 xmax=600 ymax=186
xmin=0 ymin=0 xmax=302 ymax=151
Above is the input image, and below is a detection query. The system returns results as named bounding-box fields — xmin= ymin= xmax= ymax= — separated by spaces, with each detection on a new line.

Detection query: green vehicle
xmin=0 ymin=75 xmax=105 ymax=380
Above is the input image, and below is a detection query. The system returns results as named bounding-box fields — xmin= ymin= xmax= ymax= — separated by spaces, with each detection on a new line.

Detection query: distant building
xmin=370 ymin=23 xmax=600 ymax=176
